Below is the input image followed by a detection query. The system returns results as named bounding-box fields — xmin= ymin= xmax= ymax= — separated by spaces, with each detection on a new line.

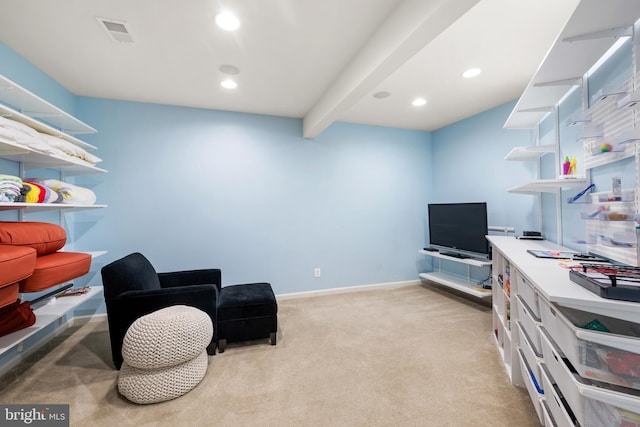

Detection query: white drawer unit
xmin=517 ymin=348 xmax=544 ymax=425
xmin=540 ymin=400 xmax=555 ymax=427
xmin=517 ymin=271 xmax=540 ymax=319
xmin=517 ymin=295 xmax=543 ymax=355
xmin=488 ymin=236 xmax=640 ymax=426
xmin=540 ymin=364 xmax=576 ymax=427
xmin=517 ymin=321 xmax=543 ymax=386
xmin=539 ymin=297 xmax=640 ymax=390
xmin=541 ymin=327 xmax=640 ymax=427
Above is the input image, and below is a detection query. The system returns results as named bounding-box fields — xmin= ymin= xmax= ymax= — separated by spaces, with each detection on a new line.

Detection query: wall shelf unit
xmin=503 ymin=1 xmax=640 ymax=130
xmin=418 ymin=249 xmax=492 ymax=299
xmin=0 ymin=74 xmax=106 ymax=368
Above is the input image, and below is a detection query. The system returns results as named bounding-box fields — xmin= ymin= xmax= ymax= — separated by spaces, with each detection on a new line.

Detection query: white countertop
xmin=487 ymin=235 xmax=640 ymax=323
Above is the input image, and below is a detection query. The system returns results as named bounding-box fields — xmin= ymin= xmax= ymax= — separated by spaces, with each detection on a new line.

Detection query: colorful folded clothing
xmin=0 ymin=174 xmax=23 ymax=202
xmin=22 ymin=182 xmax=59 ymax=204
xmin=27 ymin=178 xmax=96 ymax=205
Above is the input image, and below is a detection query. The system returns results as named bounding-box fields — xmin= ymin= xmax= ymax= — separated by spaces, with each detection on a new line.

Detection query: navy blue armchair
xmin=101 ymin=252 xmax=220 ymax=369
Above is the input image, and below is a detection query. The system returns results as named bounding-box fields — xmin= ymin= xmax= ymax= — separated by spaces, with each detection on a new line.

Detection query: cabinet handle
xmin=554 ymin=392 xmax=562 ymax=408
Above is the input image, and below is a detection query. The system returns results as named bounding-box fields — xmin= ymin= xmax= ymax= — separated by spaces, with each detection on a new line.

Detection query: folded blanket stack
xmin=0 ymin=175 xmax=96 ymax=206
xmin=21 ymin=182 xmax=60 ymax=203
xmin=0 ymin=116 xmax=102 ymax=166
xmin=27 ymin=178 xmax=96 ymax=205
xmin=0 ymin=174 xmax=23 ymax=202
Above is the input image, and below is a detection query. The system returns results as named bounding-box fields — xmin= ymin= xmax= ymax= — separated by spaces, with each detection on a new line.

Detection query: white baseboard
xmin=276 ymin=279 xmax=422 ymax=300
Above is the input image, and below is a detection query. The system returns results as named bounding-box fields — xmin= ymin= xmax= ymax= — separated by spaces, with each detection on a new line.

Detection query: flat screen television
xmin=427 ymin=202 xmax=489 ymax=259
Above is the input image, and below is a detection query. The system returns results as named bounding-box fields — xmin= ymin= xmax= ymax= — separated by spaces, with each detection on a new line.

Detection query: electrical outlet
xmin=314 ymin=268 xmax=321 ymax=278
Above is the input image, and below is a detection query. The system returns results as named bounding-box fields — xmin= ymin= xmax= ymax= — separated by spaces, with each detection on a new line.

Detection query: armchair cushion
xmin=158 ymin=269 xmax=221 ymax=290
xmin=101 ymin=252 xmax=161 ymax=300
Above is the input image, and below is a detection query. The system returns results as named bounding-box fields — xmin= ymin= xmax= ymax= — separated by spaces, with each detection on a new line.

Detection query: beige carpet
xmin=0 ymin=283 xmax=539 ymax=426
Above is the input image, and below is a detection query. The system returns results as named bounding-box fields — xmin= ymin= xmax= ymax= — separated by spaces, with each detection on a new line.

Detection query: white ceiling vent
xmin=97 ymin=17 xmax=134 ymax=43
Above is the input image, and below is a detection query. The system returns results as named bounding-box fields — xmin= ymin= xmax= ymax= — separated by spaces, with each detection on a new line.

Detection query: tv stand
xmin=418 ymin=249 xmax=492 ymax=298
xmin=439 ymin=251 xmax=471 ymax=259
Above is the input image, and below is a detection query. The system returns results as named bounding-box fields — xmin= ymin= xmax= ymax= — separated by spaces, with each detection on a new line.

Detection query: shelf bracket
xmin=563 ymin=25 xmax=632 ymax=43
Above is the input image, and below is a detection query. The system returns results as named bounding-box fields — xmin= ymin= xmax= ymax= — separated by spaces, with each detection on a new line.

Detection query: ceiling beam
xmin=302 ymin=0 xmax=480 ymax=139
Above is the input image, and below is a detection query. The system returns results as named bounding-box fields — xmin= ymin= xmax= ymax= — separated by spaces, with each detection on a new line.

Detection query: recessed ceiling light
xmin=462 ymin=68 xmax=482 ymax=79
xmin=219 ymin=64 xmax=240 ymax=75
xmin=215 ymin=12 xmax=240 ymax=31
xmin=220 ymin=79 xmax=238 ymax=89
xmin=373 ymin=91 xmax=391 ymax=99
xmin=412 ymin=97 xmax=427 ymax=107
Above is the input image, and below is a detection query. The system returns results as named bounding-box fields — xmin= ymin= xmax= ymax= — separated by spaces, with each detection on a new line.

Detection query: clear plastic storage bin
xmin=539 ymin=297 xmax=640 ymax=390
xmin=541 ymin=326 xmax=640 ymax=427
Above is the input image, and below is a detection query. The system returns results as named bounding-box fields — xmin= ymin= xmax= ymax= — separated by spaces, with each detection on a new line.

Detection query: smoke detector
xmin=97 ymin=17 xmax=135 ymax=43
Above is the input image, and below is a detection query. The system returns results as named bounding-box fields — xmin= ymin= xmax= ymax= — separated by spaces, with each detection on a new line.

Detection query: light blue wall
xmin=71 ymin=98 xmax=433 ymax=296
xmin=0 ymin=37 xmax=545 ymax=301
xmin=431 ymin=100 xmax=537 ymax=236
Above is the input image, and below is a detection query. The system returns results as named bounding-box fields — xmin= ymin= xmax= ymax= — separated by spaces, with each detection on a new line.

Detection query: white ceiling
xmin=0 ymin=0 xmax=582 ymax=137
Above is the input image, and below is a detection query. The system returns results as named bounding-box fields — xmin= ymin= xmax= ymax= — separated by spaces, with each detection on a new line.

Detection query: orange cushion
xmin=20 ymin=251 xmax=91 ymax=293
xmin=0 ymin=246 xmax=37 ymax=286
xmin=0 ymin=222 xmax=67 ymax=255
xmin=0 ymin=283 xmax=19 ymax=309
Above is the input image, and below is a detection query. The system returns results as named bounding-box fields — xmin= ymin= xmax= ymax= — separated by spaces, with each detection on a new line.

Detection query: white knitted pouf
xmin=118 ymin=350 xmax=208 ymax=404
xmin=118 ymin=305 xmax=213 ymax=404
xmin=122 ymin=305 xmax=213 ymax=369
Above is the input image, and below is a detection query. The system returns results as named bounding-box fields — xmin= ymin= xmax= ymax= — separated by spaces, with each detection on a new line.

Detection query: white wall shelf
xmin=507 ymin=178 xmax=588 ymax=194
xmin=0 ymin=75 xmax=96 ymax=136
xmin=504 ymin=144 xmax=555 ymax=161
xmin=0 ymin=286 xmax=103 ymax=357
xmin=418 ymin=249 xmax=492 ymax=299
xmin=0 ymin=139 xmax=106 ymax=176
xmin=0 ymin=202 xmax=107 ymax=213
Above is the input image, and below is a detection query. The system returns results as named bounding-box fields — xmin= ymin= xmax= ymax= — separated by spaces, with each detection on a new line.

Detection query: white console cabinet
xmin=489 ymin=236 xmax=640 ymax=427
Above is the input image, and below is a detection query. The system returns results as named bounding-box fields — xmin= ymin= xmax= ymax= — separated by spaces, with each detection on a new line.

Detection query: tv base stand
xmin=418 ymin=249 xmax=492 ymax=298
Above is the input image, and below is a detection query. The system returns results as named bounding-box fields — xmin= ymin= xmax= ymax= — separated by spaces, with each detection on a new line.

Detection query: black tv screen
xmin=428 ymin=202 xmax=489 ymax=258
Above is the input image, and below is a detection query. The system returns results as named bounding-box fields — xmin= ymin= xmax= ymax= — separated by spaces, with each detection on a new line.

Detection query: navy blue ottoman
xmin=217 ymin=282 xmax=277 ymax=352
